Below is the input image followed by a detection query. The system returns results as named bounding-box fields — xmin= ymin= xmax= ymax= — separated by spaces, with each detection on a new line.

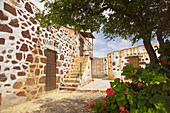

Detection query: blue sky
xmin=92 ymin=31 xmax=144 ymax=58
xmin=31 ymin=0 xmax=158 ymax=58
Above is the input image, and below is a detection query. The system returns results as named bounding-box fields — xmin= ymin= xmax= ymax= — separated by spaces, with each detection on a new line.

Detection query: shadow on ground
xmin=32 ymin=95 xmax=105 ymax=113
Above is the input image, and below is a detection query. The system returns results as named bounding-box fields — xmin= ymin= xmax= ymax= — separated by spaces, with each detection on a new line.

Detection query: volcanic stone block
xmin=18 ymin=71 xmax=26 ymax=76
xmin=29 ymin=17 xmax=37 ymax=24
xmin=16 ymin=53 xmax=22 ymax=60
xmin=0 ymin=73 xmax=7 ymax=82
xmin=41 ymin=58 xmax=47 ymax=63
xmin=9 ymin=36 xmax=15 ymax=40
xmin=0 ymin=56 xmax=3 ymax=62
xmin=4 ymin=84 xmax=11 ymax=87
xmin=21 ymin=30 xmax=31 ymax=39
xmin=9 ymin=19 xmax=19 ymax=27
xmin=31 ymin=90 xmax=37 ymax=95
xmin=20 ymin=43 xmax=28 ymax=52
xmin=60 ymin=70 xmax=64 ymax=74
xmin=10 ymin=74 xmax=16 ymax=80
xmin=35 ymin=69 xmax=40 ymax=75
xmin=12 ymin=60 xmax=18 ymax=64
xmin=4 ymin=67 xmax=10 ymax=71
xmin=56 ymin=76 xmax=61 ymax=83
xmin=39 ymin=49 xmax=43 ymax=55
xmin=25 ymin=78 xmax=35 ymax=85
xmin=13 ymin=81 xmax=22 ymax=89
xmin=26 ymin=54 xmax=33 ymax=63
xmin=39 ymin=76 xmax=45 ymax=84
xmin=35 ymin=57 xmax=39 ymax=63
xmin=57 ymin=61 xmax=62 ymax=67
xmin=16 ymin=91 xmax=26 ymax=96
xmin=2 ymin=50 xmax=6 ymax=54
xmin=32 ymin=38 xmax=38 ymax=43
xmin=60 ymin=54 xmax=64 ymax=60
xmin=25 ymin=2 xmax=33 ymax=14
xmin=13 ymin=66 xmax=21 ymax=70
xmin=0 ymin=10 xmax=8 ymax=20
xmin=0 ymin=24 xmax=13 ymax=33
xmin=22 ymin=65 xmax=28 ymax=69
xmin=4 ymin=2 xmax=17 ymax=16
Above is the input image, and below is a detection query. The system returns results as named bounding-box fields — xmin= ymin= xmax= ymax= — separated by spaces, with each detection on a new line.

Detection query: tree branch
xmin=156 ymin=6 xmax=170 ymax=47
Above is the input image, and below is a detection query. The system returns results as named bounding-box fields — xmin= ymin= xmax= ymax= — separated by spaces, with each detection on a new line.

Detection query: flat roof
xmin=80 ymin=32 xmax=95 ymax=39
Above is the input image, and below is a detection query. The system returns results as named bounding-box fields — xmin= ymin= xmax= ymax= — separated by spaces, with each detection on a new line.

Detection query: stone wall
xmin=0 ymin=0 xmax=92 ymax=108
xmin=92 ymin=58 xmax=108 ymax=76
xmin=107 ymin=43 xmax=159 ymax=80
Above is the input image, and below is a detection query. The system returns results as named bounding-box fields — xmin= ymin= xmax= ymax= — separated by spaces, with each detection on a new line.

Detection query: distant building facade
xmin=107 ymin=43 xmax=159 ymax=80
xmin=92 ymin=57 xmax=108 ymax=76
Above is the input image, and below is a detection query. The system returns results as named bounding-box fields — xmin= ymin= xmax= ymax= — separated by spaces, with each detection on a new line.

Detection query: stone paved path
xmin=77 ymin=78 xmax=113 ymax=92
xmin=1 ymin=79 xmax=111 ymax=113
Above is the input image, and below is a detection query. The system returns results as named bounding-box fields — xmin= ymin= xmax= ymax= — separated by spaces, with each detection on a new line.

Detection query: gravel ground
xmin=1 ymin=91 xmax=106 ymax=113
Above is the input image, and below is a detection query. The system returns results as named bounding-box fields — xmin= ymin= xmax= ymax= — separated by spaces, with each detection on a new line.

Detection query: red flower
xmin=103 ymin=98 xmax=107 ymax=104
xmin=160 ymin=59 xmax=163 ymax=63
xmin=124 ymin=110 xmax=129 ymax=113
xmin=119 ymin=106 xmax=125 ymax=111
xmin=89 ymin=105 xmax=92 ymax=109
xmin=120 ymin=110 xmax=129 ymax=113
xmin=121 ymin=80 xmax=124 ymax=84
xmin=106 ymin=88 xmax=116 ymax=96
xmin=162 ymin=62 xmax=168 ymax=66
xmin=90 ymin=101 xmax=94 ymax=105
xmin=86 ymin=103 xmax=88 ymax=106
xmin=138 ymin=83 xmax=142 ymax=87
xmin=89 ymin=101 xmax=94 ymax=109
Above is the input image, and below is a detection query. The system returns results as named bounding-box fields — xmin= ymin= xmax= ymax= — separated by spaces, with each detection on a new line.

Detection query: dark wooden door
xmin=46 ymin=49 xmax=56 ymax=91
xmin=80 ymin=38 xmax=84 ymax=56
xmin=129 ymin=56 xmax=139 ymax=67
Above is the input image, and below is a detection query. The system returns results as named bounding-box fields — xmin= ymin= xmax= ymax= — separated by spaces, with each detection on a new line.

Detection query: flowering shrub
xmin=87 ymin=64 xmax=168 ymax=113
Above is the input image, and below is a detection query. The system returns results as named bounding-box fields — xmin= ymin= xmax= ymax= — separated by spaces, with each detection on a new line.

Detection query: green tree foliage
xmin=36 ymin=0 xmax=170 ymax=64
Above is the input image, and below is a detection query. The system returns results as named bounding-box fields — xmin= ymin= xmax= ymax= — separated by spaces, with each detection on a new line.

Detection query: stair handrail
xmin=77 ymin=55 xmax=85 ymax=70
xmin=77 ymin=55 xmax=85 ymax=84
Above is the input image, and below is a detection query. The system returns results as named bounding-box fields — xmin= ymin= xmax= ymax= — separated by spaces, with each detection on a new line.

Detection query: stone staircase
xmin=59 ymin=56 xmax=88 ymax=91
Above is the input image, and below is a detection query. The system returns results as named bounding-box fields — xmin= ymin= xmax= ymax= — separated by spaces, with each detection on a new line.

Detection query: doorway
xmin=46 ymin=49 xmax=56 ymax=91
xmin=129 ymin=56 xmax=139 ymax=68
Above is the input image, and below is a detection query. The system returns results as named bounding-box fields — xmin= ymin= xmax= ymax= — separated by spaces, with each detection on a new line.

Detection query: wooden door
xmin=46 ymin=49 xmax=56 ymax=91
xmin=129 ymin=56 xmax=139 ymax=67
xmin=80 ymin=38 xmax=84 ymax=56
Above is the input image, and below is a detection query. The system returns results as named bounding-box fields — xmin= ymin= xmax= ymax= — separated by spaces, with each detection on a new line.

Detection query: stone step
xmin=64 ymin=78 xmax=80 ymax=80
xmin=69 ymin=70 xmax=85 ymax=73
xmin=71 ymin=65 xmax=86 ymax=69
xmin=73 ymin=64 xmax=87 ymax=67
xmin=61 ymin=83 xmax=79 ymax=87
xmin=65 ymin=75 xmax=79 ymax=78
xmin=59 ymin=86 xmax=77 ymax=91
xmin=66 ymin=73 xmax=83 ymax=76
xmin=64 ymin=79 xmax=80 ymax=83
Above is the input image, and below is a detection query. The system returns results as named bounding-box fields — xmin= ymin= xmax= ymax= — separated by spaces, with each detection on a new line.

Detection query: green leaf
xmin=111 ymin=103 xmax=117 ymax=110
